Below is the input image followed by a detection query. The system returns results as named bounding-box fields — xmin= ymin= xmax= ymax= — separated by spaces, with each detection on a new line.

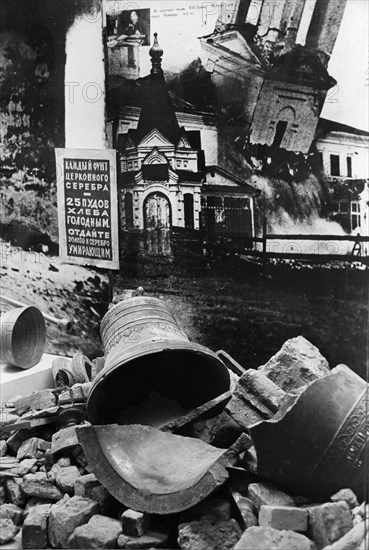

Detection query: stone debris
xmin=231 ymin=492 xmax=258 ymax=529
xmin=234 ymin=526 xmax=317 ymax=549
xmin=21 ymin=472 xmax=64 ymax=501
xmin=58 ymin=383 xmax=92 ymax=406
xmin=74 ymin=473 xmax=100 ymax=498
xmin=22 ymin=503 xmax=51 ymax=549
xmin=12 ymin=458 xmax=38 ymax=476
xmin=259 ymin=504 xmax=308 ymax=532
xmin=55 ymin=465 xmax=81 ymax=494
xmin=6 ymin=430 xmax=33 ymax=454
xmin=181 ymin=497 xmax=233 ymax=523
xmin=117 ymin=529 xmax=169 ymax=549
xmin=330 ymin=488 xmax=359 ymax=510
xmin=247 ymin=482 xmax=295 ymax=511
xmin=17 ymin=437 xmax=50 ymax=461
xmin=0 ymin=440 xmax=7 ymax=457
xmin=13 ymin=390 xmax=56 ymax=416
xmin=51 ymin=426 xmax=80 ymax=455
xmin=48 ymin=496 xmax=99 ymax=548
xmin=226 ymin=369 xmax=286 ymax=429
xmin=0 ymin=503 xmax=24 ymax=525
xmin=258 ymin=335 xmax=330 ymax=392
xmin=67 ymin=514 xmax=122 ymax=548
xmin=308 ymin=501 xmax=353 ymax=550
xmin=0 ymin=334 xmax=366 ymax=550
xmin=0 ymin=517 xmax=20 ymax=545
xmin=178 ymin=515 xmax=242 ymax=550
xmin=4 ymin=477 xmax=28 ymax=507
xmin=121 ymin=509 xmax=151 ymax=537
xmin=323 ymin=521 xmax=367 ymax=550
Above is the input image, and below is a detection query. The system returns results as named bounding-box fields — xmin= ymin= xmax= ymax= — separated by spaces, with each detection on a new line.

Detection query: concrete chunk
xmin=259 ymin=505 xmax=308 ymax=532
xmin=122 ymin=509 xmax=150 ymax=537
xmin=234 ymin=526 xmax=316 ymax=550
xmin=226 ymin=369 xmax=286 ymax=429
xmin=22 ymin=503 xmax=52 ymax=549
xmin=258 ymin=336 xmax=330 ymax=392
xmin=67 ymin=514 xmax=122 ymax=549
xmin=247 ymin=482 xmax=295 ymax=511
xmin=308 ymin=502 xmax=353 ymax=550
xmin=48 ymin=496 xmax=99 ymax=548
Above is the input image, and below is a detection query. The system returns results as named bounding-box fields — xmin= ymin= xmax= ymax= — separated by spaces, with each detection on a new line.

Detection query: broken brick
xmin=118 ymin=529 xmax=169 ymax=549
xmin=22 ymin=503 xmax=52 ymax=549
xmin=122 ymin=509 xmax=150 ymax=537
xmin=259 ymin=505 xmax=308 ymax=532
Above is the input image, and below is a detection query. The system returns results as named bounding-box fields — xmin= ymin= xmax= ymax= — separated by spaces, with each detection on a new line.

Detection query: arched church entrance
xmin=143 ymin=192 xmax=172 ymax=256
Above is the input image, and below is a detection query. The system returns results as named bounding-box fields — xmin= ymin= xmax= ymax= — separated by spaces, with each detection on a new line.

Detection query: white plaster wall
xmin=315 ymin=134 xmax=369 ymax=179
xmin=65 ymin=12 xmax=105 ymax=149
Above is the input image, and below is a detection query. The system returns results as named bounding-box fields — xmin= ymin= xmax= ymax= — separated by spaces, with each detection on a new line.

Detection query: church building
xmin=107 ymin=34 xmax=259 ymax=253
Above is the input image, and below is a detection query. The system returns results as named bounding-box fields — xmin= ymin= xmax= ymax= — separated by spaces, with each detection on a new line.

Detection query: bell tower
xmin=215 ymin=0 xmax=252 ymax=32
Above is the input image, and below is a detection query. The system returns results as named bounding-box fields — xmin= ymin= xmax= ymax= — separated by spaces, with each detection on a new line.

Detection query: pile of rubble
xmin=0 ymin=298 xmax=368 ymax=549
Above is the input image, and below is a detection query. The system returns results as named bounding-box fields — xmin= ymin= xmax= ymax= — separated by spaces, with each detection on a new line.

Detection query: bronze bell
xmin=250 ymin=364 xmax=368 ymax=501
xmin=87 ymin=296 xmax=230 ymax=425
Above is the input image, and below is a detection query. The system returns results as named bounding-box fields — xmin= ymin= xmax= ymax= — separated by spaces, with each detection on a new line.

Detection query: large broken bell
xmin=250 ymin=364 xmax=368 ymax=502
xmin=79 ymin=297 xmax=234 ymax=514
xmin=77 ymin=424 xmax=248 ymax=514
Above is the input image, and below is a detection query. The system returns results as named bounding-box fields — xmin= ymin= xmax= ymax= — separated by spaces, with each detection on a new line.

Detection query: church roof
xmin=316 ymin=118 xmax=369 ymax=139
xmin=134 ymin=34 xmax=181 ymax=145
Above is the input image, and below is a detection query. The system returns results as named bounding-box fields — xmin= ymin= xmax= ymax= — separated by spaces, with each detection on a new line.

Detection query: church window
xmin=125 ymin=192 xmax=134 ymax=229
xmin=347 ymin=156 xmax=352 ymax=178
xmin=184 ymin=194 xmax=194 ymax=230
xmin=330 ymin=155 xmax=340 ymax=176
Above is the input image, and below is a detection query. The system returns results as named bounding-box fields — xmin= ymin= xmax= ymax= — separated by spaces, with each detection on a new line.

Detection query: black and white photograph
xmin=0 ymin=0 xmax=368 ymax=548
